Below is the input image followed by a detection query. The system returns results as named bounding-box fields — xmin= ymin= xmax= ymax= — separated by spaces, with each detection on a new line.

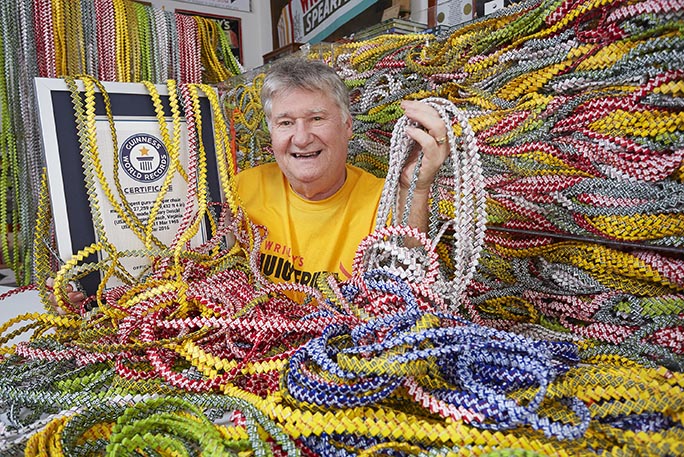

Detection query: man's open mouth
xmin=291 ymin=151 xmax=321 ymax=158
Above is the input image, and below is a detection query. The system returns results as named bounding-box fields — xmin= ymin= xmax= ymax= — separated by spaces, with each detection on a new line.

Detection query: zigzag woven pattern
xmin=0 ymin=0 xmax=681 ymax=455
xmin=224 ymin=0 xmax=684 ymax=370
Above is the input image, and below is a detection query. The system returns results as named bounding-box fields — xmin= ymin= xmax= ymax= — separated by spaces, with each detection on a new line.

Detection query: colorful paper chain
xmin=0 ymin=0 xmax=243 ymax=286
xmin=0 ymin=0 xmax=683 ymax=455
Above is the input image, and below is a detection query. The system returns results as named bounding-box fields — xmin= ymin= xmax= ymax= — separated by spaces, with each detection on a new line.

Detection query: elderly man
xmin=236 ymin=57 xmax=450 ymax=290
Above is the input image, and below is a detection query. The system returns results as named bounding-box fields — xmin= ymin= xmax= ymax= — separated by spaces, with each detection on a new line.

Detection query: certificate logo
xmin=119 ymin=133 xmax=169 ymax=182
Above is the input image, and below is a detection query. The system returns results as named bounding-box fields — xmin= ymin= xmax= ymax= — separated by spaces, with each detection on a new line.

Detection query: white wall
xmin=150 ymin=1 xmax=273 ymax=71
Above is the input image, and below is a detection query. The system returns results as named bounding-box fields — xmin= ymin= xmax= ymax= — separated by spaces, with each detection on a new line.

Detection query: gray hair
xmin=261 ymin=57 xmax=351 ymax=125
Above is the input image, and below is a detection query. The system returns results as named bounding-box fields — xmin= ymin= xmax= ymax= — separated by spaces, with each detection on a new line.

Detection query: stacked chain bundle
xmin=225 ymin=0 xmax=683 ymax=368
xmin=2 ymin=221 xmax=684 ymax=455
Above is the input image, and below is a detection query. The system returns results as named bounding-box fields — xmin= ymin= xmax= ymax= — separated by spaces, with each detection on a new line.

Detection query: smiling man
xmin=235 ymin=57 xmax=450 ymax=296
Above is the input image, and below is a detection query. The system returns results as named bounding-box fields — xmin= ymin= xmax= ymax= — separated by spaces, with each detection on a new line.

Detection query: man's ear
xmin=345 ymin=115 xmax=353 ymax=139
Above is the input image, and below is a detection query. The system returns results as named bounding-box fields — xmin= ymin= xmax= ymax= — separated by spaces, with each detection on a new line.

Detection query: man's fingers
xmin=67 ymin=291 xmax=86 ymax=303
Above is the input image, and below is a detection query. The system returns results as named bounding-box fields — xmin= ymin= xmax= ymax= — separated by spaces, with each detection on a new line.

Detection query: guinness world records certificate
xmin=35 ymin=78 xmax=224 ymax=296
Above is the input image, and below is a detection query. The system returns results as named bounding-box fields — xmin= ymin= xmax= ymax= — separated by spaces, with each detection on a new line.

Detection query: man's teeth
xmin=293 ymin=151 xmax=320 ymax=158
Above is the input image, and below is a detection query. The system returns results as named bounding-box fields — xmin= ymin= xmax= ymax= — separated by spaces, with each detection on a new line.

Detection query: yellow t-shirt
xmin=236 ymin=163 xmax=384 ymax=289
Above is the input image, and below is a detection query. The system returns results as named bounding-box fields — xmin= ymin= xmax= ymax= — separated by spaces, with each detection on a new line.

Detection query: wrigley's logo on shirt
xmin=262 ymin=240 xmax=303 ymax=267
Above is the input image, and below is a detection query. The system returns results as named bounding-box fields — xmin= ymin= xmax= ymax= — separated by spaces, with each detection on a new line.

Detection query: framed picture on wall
xmin=174 ymin=0 xmax=250 ymax=13
xmin=176 ymin=9 xmax=243 ymax=65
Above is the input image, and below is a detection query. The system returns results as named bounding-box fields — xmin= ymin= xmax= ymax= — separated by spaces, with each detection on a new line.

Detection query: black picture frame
xmin=35 ymin=78 xmax=224 ymax=296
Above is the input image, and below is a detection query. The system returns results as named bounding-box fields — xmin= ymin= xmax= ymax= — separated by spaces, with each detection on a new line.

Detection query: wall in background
xmin=148 ymin=0 xmax=272 ymax=71
xmin=145 ymin=1 xmax=470 ymax=71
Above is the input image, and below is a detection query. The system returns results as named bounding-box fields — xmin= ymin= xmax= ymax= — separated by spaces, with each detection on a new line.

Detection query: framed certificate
xmin=34 ymin=78 xmax=224 ymax=296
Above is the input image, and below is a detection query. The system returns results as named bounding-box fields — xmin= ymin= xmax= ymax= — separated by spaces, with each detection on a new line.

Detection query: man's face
xmin=268 ymin=87 xmax=353 ymax=201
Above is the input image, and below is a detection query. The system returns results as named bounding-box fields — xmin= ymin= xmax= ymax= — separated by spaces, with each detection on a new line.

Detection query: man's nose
xmin=292 ymin=120 xmax=312 ymax=146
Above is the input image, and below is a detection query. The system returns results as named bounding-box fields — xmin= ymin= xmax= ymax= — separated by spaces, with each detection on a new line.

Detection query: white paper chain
xmin=372 ymin=97 xmax=488 ymax=305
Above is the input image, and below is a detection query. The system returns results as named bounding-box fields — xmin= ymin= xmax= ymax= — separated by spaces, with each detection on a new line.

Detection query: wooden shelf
xmin=263 ymin=43 xmax=305 ymax=64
